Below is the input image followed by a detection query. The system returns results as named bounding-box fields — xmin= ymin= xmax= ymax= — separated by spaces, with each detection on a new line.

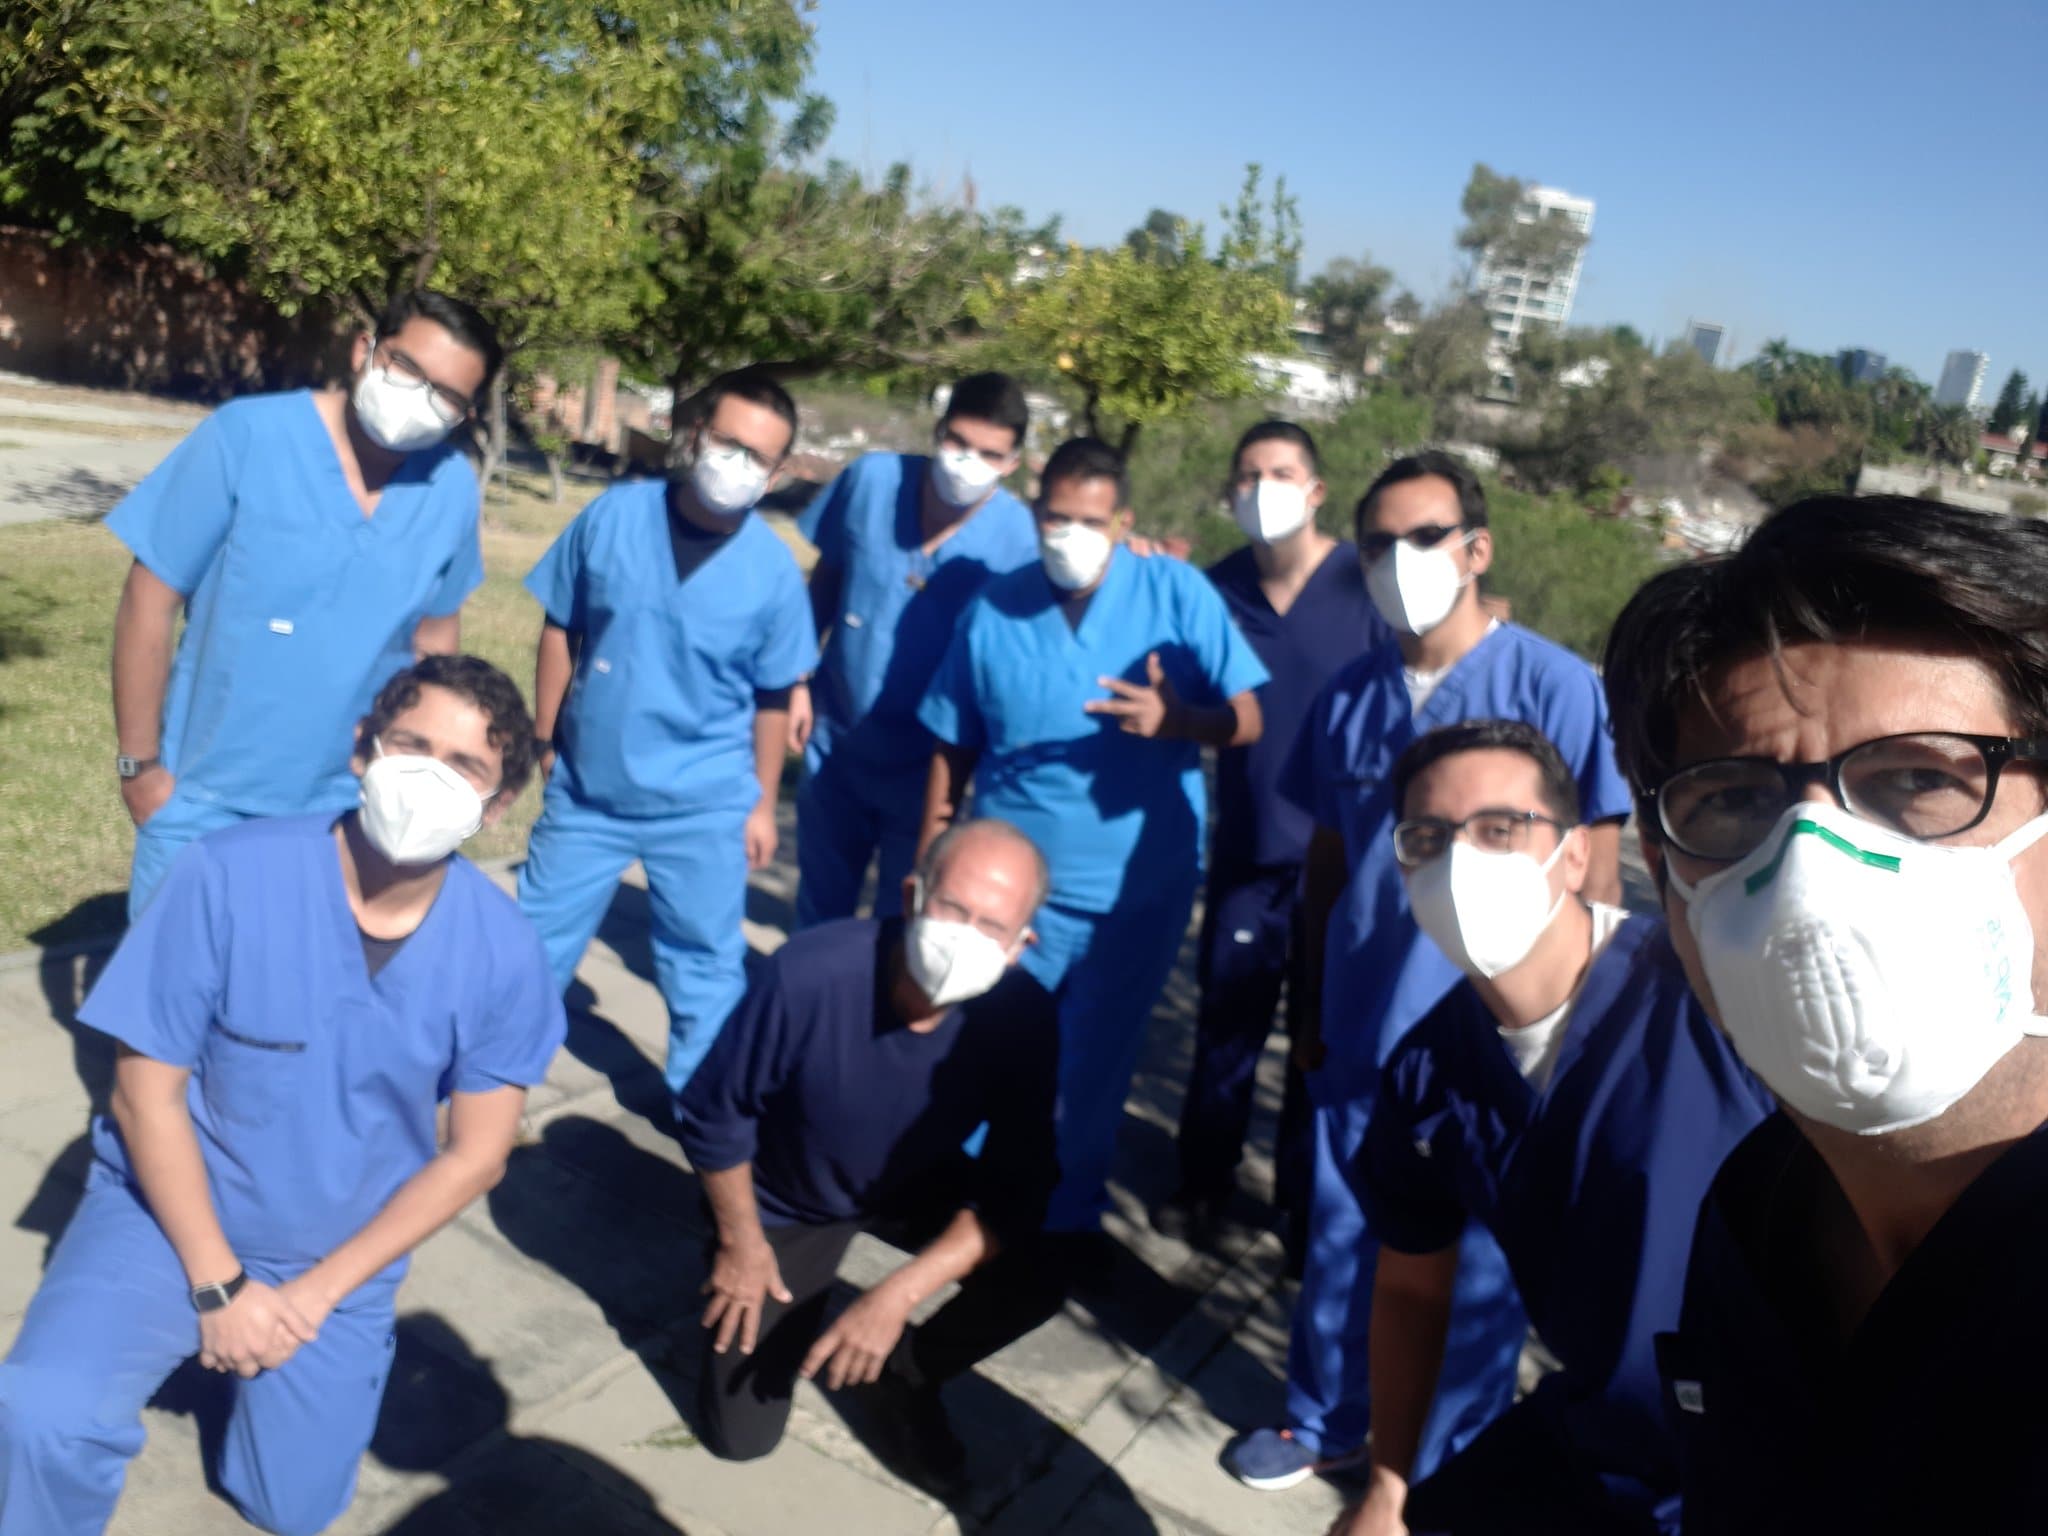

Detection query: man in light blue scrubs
xmin=1225 ymin=451 xmax=1633 ymax=1493
xmin=918 ymin=437 xmax=1270 ymax=1234
xmin=0 ymin=654 xmax=565 ymax=1536
xmin=108 ymin=290 xmax=500 ymax=915
xmin=793 ymin=372 xmax=1039 ymax=927
xmin=519 ymin=368 xmax=818 ymax=1093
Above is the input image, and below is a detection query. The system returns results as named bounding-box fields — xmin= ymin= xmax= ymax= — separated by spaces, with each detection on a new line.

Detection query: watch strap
xmin=191 ymin=1270 xmax=248 ymax=1313
xmin=115 ymin=754 xmax=162 ymax=779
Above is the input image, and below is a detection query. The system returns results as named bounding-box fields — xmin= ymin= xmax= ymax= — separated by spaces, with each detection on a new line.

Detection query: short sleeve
xmin=523 ymin=506 xmax=591 ymax=631
xmin=1539 ymin=658 xmax=1635 ymax=824
xmin=971 ymin=978 xmax=1061 ymax=1242
xmin=104 ymin=409 xmax=240 ymax=596
xmin=916 ymin=605 xmax=987 ymax=751
xmin=1278 ymin=681 xmax=1344 ymax=831
xmin=75 ymin=844 xmax=232 ymax=1068
xmin=451 ymin=914 xmax=567 ymax=1094
xmin=426 ymin=470 xmax=485 ymax=616
xmin=1356 ymin=1049 xmax=1466 ymax=1255
xmin=1184 ymin=573 xmax=1270 ymax=702
xmin=749 ymin=548 xmax=822 ymax=692
xmin=797 ymin=460 xmax=859 ymax=565
xmin=675 ymin=964 xmax=797 ymax=1173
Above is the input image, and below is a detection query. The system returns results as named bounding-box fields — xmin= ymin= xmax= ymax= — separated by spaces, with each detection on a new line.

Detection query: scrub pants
xmin=518 ymin=781 xmax=749 ymax=1093
xmin=1174 ymin=864 xmax=1313 ymax=1213
xmin=1284 ymin=1092 xmax=1527 ymax=1468
xmin=1023 ymin=872 xmax=1199 ymax=1233
xmin=0 ymin=1169 xmax=396 ymax=1536
xmin=1403 ymin=1397 xmax=1672 ymax=1536
xmin=792 ymin=737 xmax=923 ymax=930
xmin=128 ymin=788 xmax=248 ymax=918
xmin=698 ymin=1183 xmax=1069 ymax=1461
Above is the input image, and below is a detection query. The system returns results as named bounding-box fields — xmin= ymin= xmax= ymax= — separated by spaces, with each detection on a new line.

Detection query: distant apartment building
xmin=1471 ymin=184 xmax=1594 ymax=394
xmin=1684 ymin=320 xmax=1726 ymax=367
xmin=1936 ymin=349 xmax=1990 ymax=410
xmin=1839 ymin=348 xmax=1887 ymax=385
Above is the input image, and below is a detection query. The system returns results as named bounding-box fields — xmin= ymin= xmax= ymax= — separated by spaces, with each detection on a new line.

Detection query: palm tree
xmin=1912 ymin=404 xmax=1980 ymax=469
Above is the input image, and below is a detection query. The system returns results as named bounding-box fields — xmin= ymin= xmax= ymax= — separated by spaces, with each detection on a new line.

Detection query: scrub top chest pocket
xmin=200 ymin=1021 xmax=308 ymax=1130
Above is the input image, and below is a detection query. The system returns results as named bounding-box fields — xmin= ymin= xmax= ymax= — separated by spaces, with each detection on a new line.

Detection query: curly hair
xmin=357 ymin=654 xmax=538 ymax=801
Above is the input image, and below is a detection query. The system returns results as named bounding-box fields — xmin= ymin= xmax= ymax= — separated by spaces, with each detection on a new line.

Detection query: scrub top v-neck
xmin=106 ymin=391 xmax=486 ymax=818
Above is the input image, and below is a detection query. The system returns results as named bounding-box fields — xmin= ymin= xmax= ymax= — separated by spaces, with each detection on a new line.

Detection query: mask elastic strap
xmin=1994 ymin=811 xmax=2048 ymax=863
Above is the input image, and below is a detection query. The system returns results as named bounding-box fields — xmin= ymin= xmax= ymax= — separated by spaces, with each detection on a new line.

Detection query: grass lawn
xmin=0 ymin=473 xmax=602 ymax=953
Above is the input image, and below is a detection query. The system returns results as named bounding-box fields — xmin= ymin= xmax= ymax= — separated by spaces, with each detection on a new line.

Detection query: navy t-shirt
xmin=1205 ymin=540 xmax=1385 ymax=872
xmin=676 ymin=916 xmax=1060 ymax=1242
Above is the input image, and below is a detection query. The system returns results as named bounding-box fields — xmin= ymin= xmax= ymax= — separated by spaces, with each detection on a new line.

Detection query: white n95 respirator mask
xmin=1366 ymin=537 xmax=1472 ymax=636
xmin=358 ymin=740 xmax=486 ymax=866
xmin=1040 ymin=522 xmax=1114 ymax=592
xmin=352 ymin=356 xmax=457 ymax=454
xmin=930 ymin=446 xmax=1005 ymax=509
xmin=689 ymin=442 xmax=770 ymax=517
xmin=1231 ymin=481 xmax=1311 ymax=545
xmin=1407 ymin=840 xmax=1568 ymax=979
xmin=1672 ymin=800 xmax=2048 ymax=1136
xmin=903 ymin=881 xmax=1014 ymax=1008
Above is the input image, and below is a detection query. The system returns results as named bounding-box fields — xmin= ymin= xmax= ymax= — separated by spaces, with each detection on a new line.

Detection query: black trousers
xmin=695 ymin=1209 xmax=1069 ymax=1462
xmin=1404 ymin=1398 xmax=1669 ymax=1536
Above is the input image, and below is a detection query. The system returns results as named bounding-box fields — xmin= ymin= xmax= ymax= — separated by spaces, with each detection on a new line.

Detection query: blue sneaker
xmin=1222 ymin=1426 xmax=1367 ymax=1491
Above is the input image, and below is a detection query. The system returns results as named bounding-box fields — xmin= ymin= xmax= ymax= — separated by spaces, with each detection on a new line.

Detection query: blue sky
xmin=807 ymin=0 xmax=2047 ymax=389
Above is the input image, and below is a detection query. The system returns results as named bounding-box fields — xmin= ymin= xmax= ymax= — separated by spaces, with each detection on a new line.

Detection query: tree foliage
xmin=980 ymin=166 xmax=1299 ymax=453
xmin=1382 ymin=300 xmax=1494 ymax=430
xmin=1456 ymin=163 xmax=1587 ymax=282
xmin=1991 ymin=369 xmax=2032 ymax=436
xmin=1304 ymin=254 xmax=1394 ymax=375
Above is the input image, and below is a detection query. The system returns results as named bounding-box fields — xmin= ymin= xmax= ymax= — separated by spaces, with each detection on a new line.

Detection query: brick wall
xmin=0 ymin=225 xmax=350 ymax=400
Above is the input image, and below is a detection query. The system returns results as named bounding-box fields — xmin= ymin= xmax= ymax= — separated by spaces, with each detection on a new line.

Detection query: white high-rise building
xmin=1472 ymin=185 xmax=1594 ymax=348
xmin=1935 ymin=349 xmax=1990 ymax=411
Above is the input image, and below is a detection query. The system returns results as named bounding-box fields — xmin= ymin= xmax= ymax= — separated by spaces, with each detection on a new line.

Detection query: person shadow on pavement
xmin=373 ymin=1312 xmax=689 ymax=1534
xmin=489 ymin=1114 xmax=1161 ymax=1533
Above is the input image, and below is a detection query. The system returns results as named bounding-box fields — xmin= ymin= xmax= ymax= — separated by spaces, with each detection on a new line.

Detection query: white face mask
xmin=357 ymin=739 xmax=487 ymax=865
xmin=1407 ymin=838 xmax=1569 ymax=979
xmin=1040 ymin=521 xmax=1115 ymax=592
xmin=1231 ymin=480 xmax=1311 ymax=544
xmin=1366 ymin=536 xmax=1473 ymax=636
xmin=689 ymin=440 xmax=771 ymax=517
xmin=1672 ymin=800 xmax=2048 ymax=1136
xmin=903 ymin=882 xmax=1015 ymax=1008
xmin=352 ymin=353 xmax=457 ymax=453
xmin=930 ymin=444 xmax=1006 ymax=508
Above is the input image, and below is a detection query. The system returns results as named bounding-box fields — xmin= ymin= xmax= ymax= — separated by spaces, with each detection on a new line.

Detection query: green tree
xmin=980 ymin=165 xmax=1298 ymax=454
xmin=1124 ymin=208 xmax=1188 ymax=266
xmin=1384 ymin=300 xmax=1495 ymax=430
xmin=1485 ymin=483 xmax=1667 ymax=659
xmin=1508 ymin=343 xmax=1760 ymax=495
xmin=1455 ymin=163 xmax=1587 ymax=283
xmin=1304 ymin=254 xmax=1394 ymax=375
xmin=1990 ymin=369 xmax=2032 ymax=435
xmin=1912 ymin=403 xmax=1981 ymax=469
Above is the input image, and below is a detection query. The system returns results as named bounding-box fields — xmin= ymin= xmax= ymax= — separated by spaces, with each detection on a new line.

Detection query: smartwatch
xmin=115 ymin=754 xmax=162 ymax=780
xmin=191 ymin=1271 xmax=248 ymax=1314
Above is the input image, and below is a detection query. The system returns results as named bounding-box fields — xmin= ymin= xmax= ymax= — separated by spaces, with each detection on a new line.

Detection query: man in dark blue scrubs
xmin=1329 ymin=720 xmax=1770 ymax=1536
xmin=1601 ymin=495 xmax=2048 ymax=1534
xmin=1153 ymin=421 xmax=1385 ymax=1255
xmin=679 ymin=819 xmax=1066 ymax=1496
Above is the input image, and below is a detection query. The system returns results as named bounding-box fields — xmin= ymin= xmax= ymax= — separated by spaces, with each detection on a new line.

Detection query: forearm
xmin=701 ymin=1162 xmax=769 ymax=1249
xmin=112 ymin=562 xmax=180 ymax=757
xmin=882 ymin=1208 xmax=993 ymax=1307
xmin=112 ymin=1082 xmax=238 ymax=1287
xmin=532 ymin=623 xmax=575 ymax=742
xmin=1366 ymin=1251 xmax=1459 ymax=1481
xmin=293 ymin=1142 xmax=507 ymax=1311
xmin=1300 ymin=829 xmax=1348 ymax=1020
xmin=752 ymin=708 xmax=788 ymax=807
xmin=413 ymin=612 xmax=461 ymax=658
xmin=918 ymin=744 xmax=979 ymax=857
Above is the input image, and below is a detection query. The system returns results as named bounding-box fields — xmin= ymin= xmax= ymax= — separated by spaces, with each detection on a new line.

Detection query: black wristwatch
xmin=191 ymin=1271 xmax=248 ymax=1313
xmin=115 ymin=754 xmax=162 ymax=780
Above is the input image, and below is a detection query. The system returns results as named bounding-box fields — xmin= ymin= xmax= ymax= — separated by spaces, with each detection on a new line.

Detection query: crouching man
xmin=0 ymin=654 xmax=565 ymax=1536
xmin=679 ymin=820 xmax=1067 ymax=1498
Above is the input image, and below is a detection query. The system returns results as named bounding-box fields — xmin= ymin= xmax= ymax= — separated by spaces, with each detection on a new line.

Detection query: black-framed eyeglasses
xmin=1360 ymin=522 xmax=1467 ymax=561
xmin=1394 ymin=808 xmax=1570 ymax=868
xmin=1653 ymin=731 xmax=2048 ymax=863
xmin=372 ymin=344 xmax=474 ymax=423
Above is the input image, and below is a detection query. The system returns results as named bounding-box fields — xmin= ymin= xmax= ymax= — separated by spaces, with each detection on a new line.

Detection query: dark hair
xmin=375 ymin=290 xmax=503 ymax=393
xmin=671 ymin=367 xmax=800 ymax=469
xmin=942 ymin=372 xmax=1029 ymax=449
xmin=1393 ymin=718 xmax=1581 ymax=826
xmin=1233 ymin=419 xmax=1321 ymax=476
xmin=1602 ymin=494 xmax=2048 ymax=818
xmin=1356 ymin=449 xmax=1487 ymax=537
xmin=357 ymin=653 xmax=539 ymax=802
xmin=919 ymin=818 xmax=1051 ymax=910
xmin=1038 ymin=436 xmax=1130 ymax=510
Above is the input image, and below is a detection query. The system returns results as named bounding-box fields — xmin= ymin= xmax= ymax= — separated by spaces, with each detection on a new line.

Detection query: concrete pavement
xmin=0 ymin=817 xmax=1355 ymax=1535
xmin=0 ymin=376 xmax=197 ymax=525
